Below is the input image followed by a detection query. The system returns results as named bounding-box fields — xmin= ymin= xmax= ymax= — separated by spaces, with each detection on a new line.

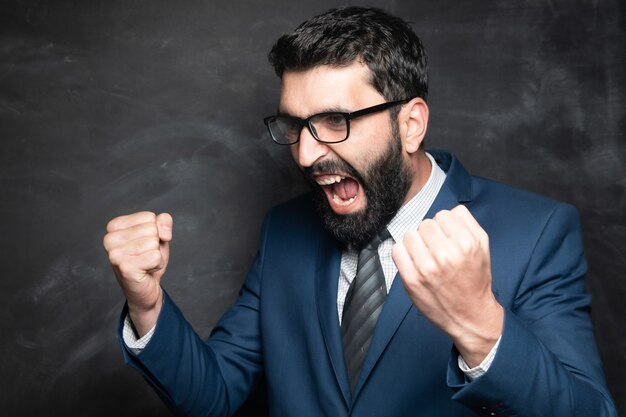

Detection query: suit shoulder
xmin=471 ymin=175 xmax=577 ymax=214
xmin=467 ymin=175 xmax=583 ymax=242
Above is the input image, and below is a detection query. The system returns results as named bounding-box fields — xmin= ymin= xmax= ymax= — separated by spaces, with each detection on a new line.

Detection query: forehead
xmin=278 ymin=62 xmax=383 ymax=116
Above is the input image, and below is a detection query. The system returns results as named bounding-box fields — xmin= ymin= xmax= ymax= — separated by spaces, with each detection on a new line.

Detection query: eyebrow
xmin=276 ymin=105 xmax=354 ymax=119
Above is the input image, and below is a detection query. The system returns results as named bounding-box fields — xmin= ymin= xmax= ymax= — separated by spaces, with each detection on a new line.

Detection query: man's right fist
xmin=103 ymin=211 xmax=173 ymax=336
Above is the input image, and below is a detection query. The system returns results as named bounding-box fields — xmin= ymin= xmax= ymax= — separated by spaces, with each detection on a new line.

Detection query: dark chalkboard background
xmin=1 ymin=0 xmax=624 ymax=415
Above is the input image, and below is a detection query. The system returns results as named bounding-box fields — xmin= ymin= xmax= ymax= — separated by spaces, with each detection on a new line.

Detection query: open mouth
xmin=314 ymin=174 xmax=360 ymax=207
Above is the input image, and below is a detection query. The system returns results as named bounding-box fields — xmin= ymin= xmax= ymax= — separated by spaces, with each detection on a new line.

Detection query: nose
xmin=292 ymin=126 xmax=329 ymax=168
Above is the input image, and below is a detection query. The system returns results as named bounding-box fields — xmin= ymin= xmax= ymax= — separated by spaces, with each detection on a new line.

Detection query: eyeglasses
xmin=263 ymin=99 xmax=410 ymax=145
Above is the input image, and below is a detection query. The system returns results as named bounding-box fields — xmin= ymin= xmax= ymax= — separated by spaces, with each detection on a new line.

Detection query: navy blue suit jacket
xmin=120 ymin=151 xmax=617 ymax=416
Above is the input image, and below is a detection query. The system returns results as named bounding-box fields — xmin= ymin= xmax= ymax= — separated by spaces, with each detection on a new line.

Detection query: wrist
xmin=127 ymin=288 xmax=163 ymax=338
xmin=452 ymin=299 xmax=504 ymax=368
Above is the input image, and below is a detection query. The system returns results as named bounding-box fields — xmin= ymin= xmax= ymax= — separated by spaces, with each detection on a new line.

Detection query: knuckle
xmin=408 ymin=228 xmax=420 ymax=238
xmin=134 ymin=222 xmax=156 ymax=238
xmin=146 ymin=236 xmax=160 ymax=250
xmin=402 ymin=276 xmax=419 ymax=293
xmin=107 ymin=211 xmax=157 ymax=232
xmin=108 ymin=248 xmax=123 ymax=266
xmin=131 ymin=236 xmax=157 ymax=252
xmin=142 ymin=211 xmax=157 ymax=223
xmin=456 ymin=235 xmax=474 ymax=253
xmin=451 ymin=205 xmax=468 ymax=216
xmin=416 ymin=273 xmax=432 ymax=290
xmin=117 ymin=263 xmax=135 ymax=279
xmin=106 ymin=217 xmax=121 ymax=233
xmin=418 ymin=219 xmax=435 ymax=234
xmin=403 ymin=229 xmax=418 ymax=245
xmin=102 ymin=233 xmax=113 ymax=250
xmin=434 ymin=250 xmax=452 ymax=268
xmin=433 ymin=210 xmax=450 ymax=222
xmin=146 ymin=222 xmax=159 ymax=236
xmin=146 ymin=250 xmax=163 ymax=267
xmin=420 ymin=218 xmax=436 ymax=228
xmin=399 ymin=267 xmax=420 ymax=286
xmin=125 ymin=223 xmax=158 ymax=243
xmin=418 ymin=258 xmax=439 ymax=278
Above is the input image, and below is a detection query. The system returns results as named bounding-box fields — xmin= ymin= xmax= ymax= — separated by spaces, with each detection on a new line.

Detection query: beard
xmin=304 ymin=123 xmax=412 ymax=249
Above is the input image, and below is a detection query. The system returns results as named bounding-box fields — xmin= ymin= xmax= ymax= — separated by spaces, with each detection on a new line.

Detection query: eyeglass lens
xmin=269 ymin=113 xmax=348 ymax=144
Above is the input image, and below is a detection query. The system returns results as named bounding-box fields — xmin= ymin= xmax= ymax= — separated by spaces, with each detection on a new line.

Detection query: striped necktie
xmin=341 ymin=228 xmax=391 ymax=391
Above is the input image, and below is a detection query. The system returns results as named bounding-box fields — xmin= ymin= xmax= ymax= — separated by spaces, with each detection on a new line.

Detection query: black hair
xmin=268 ymin=6 xmax=428 ymax=102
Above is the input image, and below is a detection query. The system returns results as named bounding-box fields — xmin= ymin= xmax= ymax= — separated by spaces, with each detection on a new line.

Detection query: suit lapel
xmin=315 ymin=233 xmax=352 ymax=407
xmin=352 ymin=150 xmax=474 ymax=397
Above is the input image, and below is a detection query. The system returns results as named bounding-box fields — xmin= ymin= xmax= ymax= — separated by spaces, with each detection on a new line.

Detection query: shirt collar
xmin=386 ymin=151 xmax=446 ymax=244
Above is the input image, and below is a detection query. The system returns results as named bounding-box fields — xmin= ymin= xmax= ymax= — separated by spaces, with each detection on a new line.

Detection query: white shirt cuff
xmin=457 ymin=335 xmax=501 ymax=380
xmin=122 ymin=315 xmax=156 ymax=355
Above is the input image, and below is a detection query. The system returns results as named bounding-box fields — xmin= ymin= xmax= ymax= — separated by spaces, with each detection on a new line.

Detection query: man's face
xmin=279 ymin=63 xmax=413 ymax=248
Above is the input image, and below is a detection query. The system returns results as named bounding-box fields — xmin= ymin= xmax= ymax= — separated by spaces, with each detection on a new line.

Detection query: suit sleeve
xmin=117 ymin=212 xmax=273 ymax=417
xmin=447 ymin=203 xmax=617 ymax=417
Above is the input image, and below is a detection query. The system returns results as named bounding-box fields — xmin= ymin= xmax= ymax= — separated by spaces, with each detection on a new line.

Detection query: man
xmin=103 ymin=7 xmax=617 ymax=417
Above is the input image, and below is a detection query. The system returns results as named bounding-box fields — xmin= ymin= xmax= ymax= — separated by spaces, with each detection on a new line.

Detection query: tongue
xmin=332 ymin=178 xmax=359 ymax=200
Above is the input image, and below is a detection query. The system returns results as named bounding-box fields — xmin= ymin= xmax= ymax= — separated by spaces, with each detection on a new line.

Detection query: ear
xmin=400 ymin=98 xmax=429 ymax=154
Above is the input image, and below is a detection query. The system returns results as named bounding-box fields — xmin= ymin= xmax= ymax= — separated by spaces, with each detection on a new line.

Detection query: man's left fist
xmin=392 ymin=205 xmax=503 ymax=367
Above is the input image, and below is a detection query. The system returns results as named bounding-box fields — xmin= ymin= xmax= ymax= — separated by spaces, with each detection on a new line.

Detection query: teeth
xmin=332 ymin=194 xmax=356 ymax=206
xmin=316 ymin=175 xmax=344 ymax=185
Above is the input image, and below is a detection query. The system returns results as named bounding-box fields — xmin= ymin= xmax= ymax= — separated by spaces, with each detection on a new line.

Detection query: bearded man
xmin=103 ymin=6 xmax=617 ymax=417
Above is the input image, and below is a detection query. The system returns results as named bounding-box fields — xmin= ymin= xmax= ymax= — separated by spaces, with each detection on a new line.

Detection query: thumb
xmin=156 ymin=213 xmax=173 ymax=273
xmin=156 ymin=212 xmax=173 ymax=242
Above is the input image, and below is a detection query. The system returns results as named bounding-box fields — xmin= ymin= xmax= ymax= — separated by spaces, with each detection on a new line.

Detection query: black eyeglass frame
xmin=263 ymin=98 xmax=411 ymax=145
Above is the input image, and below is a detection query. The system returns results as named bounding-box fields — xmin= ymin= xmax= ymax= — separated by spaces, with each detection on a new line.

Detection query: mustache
xmin=302 ymin=159 xmax=363 ymax=183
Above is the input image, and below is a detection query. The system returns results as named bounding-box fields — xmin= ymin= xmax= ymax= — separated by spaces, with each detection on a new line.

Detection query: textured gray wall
xmin=1 ymin=0 xmax=624 ymax=415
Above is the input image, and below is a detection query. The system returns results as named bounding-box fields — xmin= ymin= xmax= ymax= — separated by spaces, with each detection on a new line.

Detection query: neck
xmin=402 ymin=150 xmax=432 ymax=206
